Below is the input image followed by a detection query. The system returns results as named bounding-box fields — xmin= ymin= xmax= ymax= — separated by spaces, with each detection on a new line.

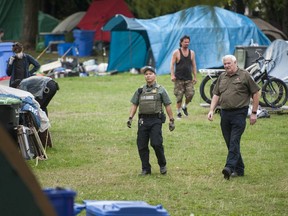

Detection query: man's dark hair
xmin=179 ymin=35 xmax=190 ymax=47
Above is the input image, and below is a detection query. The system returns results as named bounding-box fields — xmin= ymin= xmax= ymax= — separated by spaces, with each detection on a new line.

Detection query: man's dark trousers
xmin=220 ymin=108 xmax=248 ymax=175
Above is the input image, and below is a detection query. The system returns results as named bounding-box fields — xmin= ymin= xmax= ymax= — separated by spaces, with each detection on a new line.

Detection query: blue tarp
xmin=103 ymin=5 xmax=271 ymax=75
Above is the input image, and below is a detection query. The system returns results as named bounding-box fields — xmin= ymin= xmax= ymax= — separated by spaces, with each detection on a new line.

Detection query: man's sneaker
xmin=182 ymin=107 xmax=188 ymax=116
xmin=160 ymin=166 xmax=167 ymax=175
xmin=177 ymin=113 xmax=182 ymax=119
xmin=139 ymin=170 xmax=151 ymax=176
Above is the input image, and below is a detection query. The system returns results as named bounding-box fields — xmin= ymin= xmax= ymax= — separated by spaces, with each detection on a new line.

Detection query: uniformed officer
xmin=127 ymin=66 xmax=175 ymax=175
xmin=208 ymin=55 xmax=260 ymax=180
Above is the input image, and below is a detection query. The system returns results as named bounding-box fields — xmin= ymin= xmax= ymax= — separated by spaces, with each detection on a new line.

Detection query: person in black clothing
xmin=170 ymin=35 xmax=197 ymax=119
xmin=6 ymin=42 xmax=40 ymax=88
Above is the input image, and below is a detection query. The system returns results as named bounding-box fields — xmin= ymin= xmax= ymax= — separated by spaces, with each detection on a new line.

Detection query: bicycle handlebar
xmin=252 ymin=50 xmax=273 ymax=64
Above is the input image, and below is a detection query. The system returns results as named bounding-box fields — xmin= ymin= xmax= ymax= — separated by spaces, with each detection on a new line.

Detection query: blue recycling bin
xmin=73 ymin=30 xmax=96 ymax=57
xmin=84 ymin=200 xmax=170 ymax=216
xmin=0 ymin=42 xmax=14 ymax=78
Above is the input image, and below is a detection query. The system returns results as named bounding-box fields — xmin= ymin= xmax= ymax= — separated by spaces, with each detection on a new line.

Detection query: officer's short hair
xmin=141 ymin=66 xmax=156 ymax=74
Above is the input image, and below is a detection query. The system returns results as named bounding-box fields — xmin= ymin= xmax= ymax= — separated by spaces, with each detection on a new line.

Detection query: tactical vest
xmin=139 ymin=84 xmax=163 ymax=114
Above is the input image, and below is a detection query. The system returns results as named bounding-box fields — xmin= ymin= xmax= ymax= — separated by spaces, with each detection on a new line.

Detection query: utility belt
xmin=139 ymin=113 xmax=166 ymax=123
xmin=222 ymin=106 xmax=249 ymax=112
xmin=139 ymin=113 xmax=161 ymax=118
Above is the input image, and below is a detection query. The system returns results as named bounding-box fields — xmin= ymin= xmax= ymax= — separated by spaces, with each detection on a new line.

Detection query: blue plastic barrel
xmin=73 ymin=30 xmax=96 ymax=57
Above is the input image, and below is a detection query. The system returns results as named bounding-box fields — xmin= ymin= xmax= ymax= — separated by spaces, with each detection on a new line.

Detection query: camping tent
xmin=103 ymin=5 xmax=271 ymax=75
xmin=264 ymin=39 xmax=288 ymax=81
xmin=52 ymin=12 xmax=86 ymax=33
xmin=251 ymin=17 xmax=288 ymax=41
xmin=77 ymin=0 xmax=134 ymax=42
xmin=38 ymin=11 xmax=60 ymax=33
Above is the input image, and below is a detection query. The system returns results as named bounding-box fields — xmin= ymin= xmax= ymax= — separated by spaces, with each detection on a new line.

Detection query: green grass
xmin=27 ymin=69 xmax=288 ymax=215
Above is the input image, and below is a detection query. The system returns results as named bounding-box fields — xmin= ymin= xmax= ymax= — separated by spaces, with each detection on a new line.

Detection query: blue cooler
xmin=43 ymin=188 xmax=76 ymax=216
xmin=84 ymin=200 xmax=170 ymax=216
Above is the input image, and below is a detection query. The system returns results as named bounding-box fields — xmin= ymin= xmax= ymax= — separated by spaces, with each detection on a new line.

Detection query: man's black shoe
xmin=222 ymin=167 xmax=232 ymax=180
xmin=177 ymin=112 xmax=182 ymax=119
xmin=160 ymin=166 xmax=167 ymax=175
xmin=140 ymin=170 xmax=151 ymax=176
xmin=182 ymin=107 xmax=188 ymax=116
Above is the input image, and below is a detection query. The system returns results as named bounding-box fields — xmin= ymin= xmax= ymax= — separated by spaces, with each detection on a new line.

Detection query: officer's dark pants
xmin=35 ymin=80 xmax=59 ymax=116
xmin=137 ymin=117 xmax=166 ymax=172
xmin=220 ymin=108 xmax=248 ymax=175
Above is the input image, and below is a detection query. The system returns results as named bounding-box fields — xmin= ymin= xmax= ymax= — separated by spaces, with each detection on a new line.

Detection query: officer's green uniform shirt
xmin=213 ymin=68 xmax=260 ymax=109
xmin=130 ymin=82 xmax=172 ymax=106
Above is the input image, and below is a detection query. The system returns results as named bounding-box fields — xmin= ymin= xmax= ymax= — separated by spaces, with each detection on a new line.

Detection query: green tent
xmin=0 ymin=0 xmax=59 ymax=41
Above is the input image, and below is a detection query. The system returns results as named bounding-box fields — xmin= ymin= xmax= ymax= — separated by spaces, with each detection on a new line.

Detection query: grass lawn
xmin=27 ymin=52 xmax=287 ymax=215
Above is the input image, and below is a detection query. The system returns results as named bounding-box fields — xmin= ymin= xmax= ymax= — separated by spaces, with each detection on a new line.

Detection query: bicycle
xmin=199 ymin=51 xmax=288 ymax=108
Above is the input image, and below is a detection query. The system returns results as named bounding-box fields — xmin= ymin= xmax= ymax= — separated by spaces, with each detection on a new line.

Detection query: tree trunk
xmin=22 ymin=0 xmax=39 ymax=49
xmin=283 ymin=1 xmax=288 ymax=37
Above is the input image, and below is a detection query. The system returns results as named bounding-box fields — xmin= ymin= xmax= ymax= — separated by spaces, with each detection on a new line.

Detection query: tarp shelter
xmin=264 ymin=39 xmax=288 ymax=81
xmin=52 ymin=12 xmax=86 ymax=33
xmin=77 ymin=0 xmax=134 ymax=42
xmin=103 ymin=5 xmax=271 ymax=75
xmin=251 ymin=17 xmax=288 ymax=41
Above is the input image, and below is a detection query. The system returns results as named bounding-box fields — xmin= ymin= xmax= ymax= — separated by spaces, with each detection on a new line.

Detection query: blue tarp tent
xmin=103 ymin=5 xmax=271 ymax=75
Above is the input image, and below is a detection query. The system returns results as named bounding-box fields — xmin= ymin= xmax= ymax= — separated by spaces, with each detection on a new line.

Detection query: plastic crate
xmin=43 ymin=188 xmax=76 ymax=216
xmin=84 ymin=200 xmax=170 ymax=216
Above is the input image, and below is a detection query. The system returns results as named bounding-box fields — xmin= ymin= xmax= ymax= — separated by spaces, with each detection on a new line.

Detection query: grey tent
xmin=52 ymin=12 xmax=86 ymax=33
xmin=251 ymin=17 xmax=287 ymax=41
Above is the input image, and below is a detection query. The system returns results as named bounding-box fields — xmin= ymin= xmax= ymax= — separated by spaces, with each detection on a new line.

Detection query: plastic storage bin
xmin=84 ymin=200 xmax=170 ymax=216
xmin=0 ymin=42 xmax=14 ymax=78
xmin=73 ymin=30 xmax=96 ymax=57
xmin=43 ymin=188 xmax=76 ymax=216
xmin=0 ymin=95 xmax=21 ymax=141
xmin=58 ymin=43 xmax=74 ymax=56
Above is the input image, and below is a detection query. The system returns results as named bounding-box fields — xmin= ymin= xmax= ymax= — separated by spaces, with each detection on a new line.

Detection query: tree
xmin=22 ymin=0 xmax=39 ymax=49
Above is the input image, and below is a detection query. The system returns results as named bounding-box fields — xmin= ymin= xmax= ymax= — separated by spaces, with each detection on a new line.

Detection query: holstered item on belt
xmin=160 ymin=112 xmax=166 ymax=123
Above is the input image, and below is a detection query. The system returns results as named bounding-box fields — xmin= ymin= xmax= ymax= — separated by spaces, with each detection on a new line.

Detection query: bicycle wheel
xmin=262 ymin=78 xmax=288 ymax=108
xmin=199 ymin=75 xmax=218 ymax=104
